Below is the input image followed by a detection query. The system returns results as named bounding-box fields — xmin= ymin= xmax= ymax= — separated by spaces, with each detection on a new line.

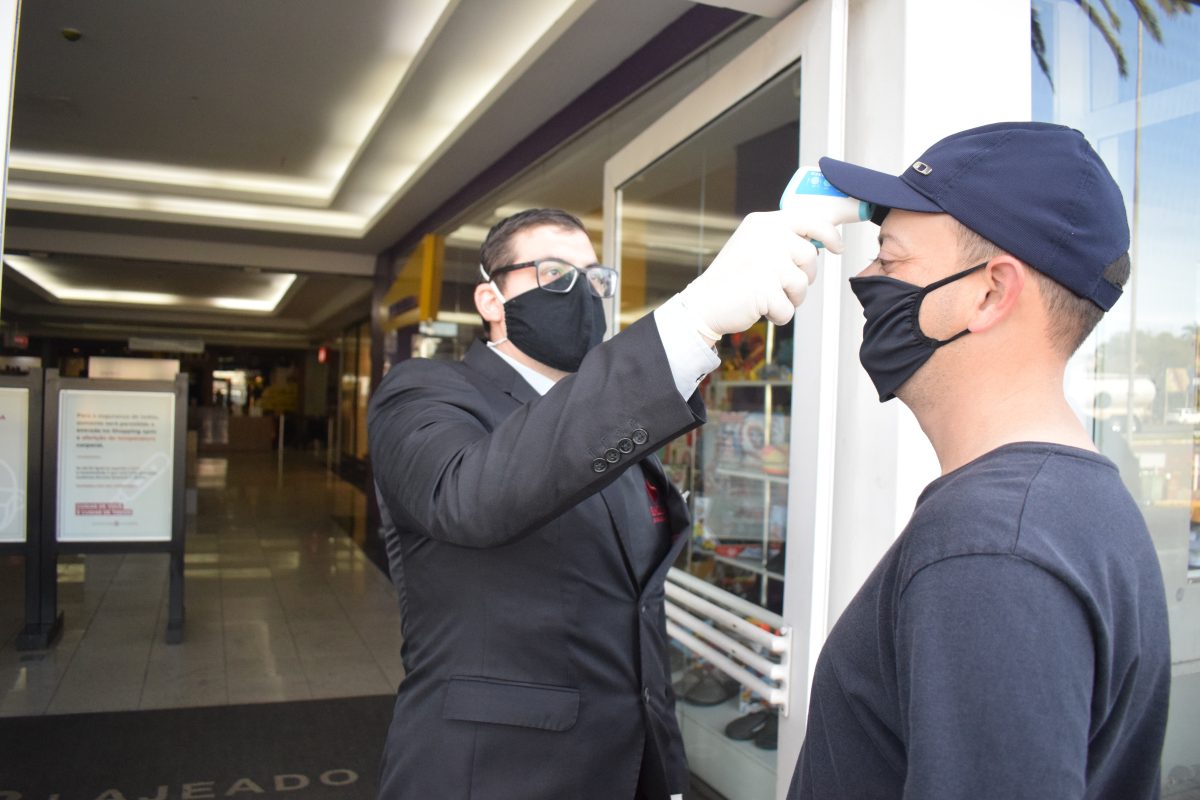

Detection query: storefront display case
xmin=611 ymin=58 xmax=806 ymax=798
xmin=604 ymin=3 xmax=901 ymax=795
xmin=682 ymin=322 xmax=792 ymax=612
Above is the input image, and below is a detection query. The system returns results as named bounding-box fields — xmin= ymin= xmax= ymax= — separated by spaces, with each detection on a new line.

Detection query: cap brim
xmin=818 ymin=156 xmax=943 ymax=223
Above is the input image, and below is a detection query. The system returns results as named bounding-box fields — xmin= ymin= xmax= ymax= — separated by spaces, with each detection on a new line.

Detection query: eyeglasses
xmin=487 ymin=258 xmax=618 ymax=299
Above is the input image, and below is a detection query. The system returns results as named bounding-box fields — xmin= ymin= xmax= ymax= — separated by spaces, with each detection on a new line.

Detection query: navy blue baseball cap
xmin=819 ymin=121 xmax=1130 ymax=310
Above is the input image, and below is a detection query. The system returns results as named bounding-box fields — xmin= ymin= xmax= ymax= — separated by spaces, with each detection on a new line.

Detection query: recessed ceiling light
xmin=3 ymin=254 xmax=297 ymax=313
xmin=9 ymin=0 xmax=585 ymax=236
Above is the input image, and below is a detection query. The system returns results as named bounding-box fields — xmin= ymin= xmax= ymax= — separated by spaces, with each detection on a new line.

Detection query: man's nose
xmin=855 ymin=261 xmax=880 ymax=278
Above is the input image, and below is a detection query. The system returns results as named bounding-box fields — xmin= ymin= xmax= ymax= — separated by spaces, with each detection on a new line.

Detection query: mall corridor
xmin=0 ymin=450 xmax=402 ymax=716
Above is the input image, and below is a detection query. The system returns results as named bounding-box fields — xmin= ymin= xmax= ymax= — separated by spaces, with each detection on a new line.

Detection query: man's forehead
xmin=512 ymin=224 xmax=597 ymax=260
xmin=878 ymin=210 xmax=957 ymax=250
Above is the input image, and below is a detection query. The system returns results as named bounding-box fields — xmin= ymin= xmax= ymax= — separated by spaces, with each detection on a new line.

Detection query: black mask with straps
xmin=847 ymin=262 xmax=985 ymax=401
xmin=498 ymin=277 xmax=607 ymax=373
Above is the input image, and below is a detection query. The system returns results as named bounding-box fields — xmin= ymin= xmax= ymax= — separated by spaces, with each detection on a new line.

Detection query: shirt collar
xmin=486 ymin=341 xmax=556 ymax=396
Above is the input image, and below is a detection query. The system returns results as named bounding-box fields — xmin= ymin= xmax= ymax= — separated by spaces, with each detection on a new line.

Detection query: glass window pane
xmin=1033 ymin=0 xmax=1200 ymax=789
xmin=615 ymin=62 xmax=800 ymax=799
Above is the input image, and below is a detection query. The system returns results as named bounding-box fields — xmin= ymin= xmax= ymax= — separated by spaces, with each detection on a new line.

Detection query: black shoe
xmin=753 ymin=712 xmax=778 ymax=750
xmin=681 ymin=671 xmax=739 ymax=706
xmin=724 ymin=710 xmax=771 ymax=740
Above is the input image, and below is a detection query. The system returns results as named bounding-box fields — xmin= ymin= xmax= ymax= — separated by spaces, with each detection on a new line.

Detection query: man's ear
xmin=474 ymin=282 xmax=505 ymax=328
xmin=968 ymin=255 xmax=1026 ymax=334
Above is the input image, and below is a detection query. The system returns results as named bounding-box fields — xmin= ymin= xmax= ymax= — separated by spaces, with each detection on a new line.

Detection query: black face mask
xmin=847 ymin=262 xmax=985 ymax=402
xmin=501 ymin=278 xmax=607 ymax=373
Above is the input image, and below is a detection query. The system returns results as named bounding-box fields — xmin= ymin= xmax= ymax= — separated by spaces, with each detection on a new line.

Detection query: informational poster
xmin=58 ymin=390 xmax=175 ymax=542
xmin=0 ymin=387 xmax=29 ymax=543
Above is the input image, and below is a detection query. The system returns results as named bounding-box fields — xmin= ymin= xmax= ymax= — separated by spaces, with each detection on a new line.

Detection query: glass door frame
xmin=603 ymin=1 xmax=848 ymax=795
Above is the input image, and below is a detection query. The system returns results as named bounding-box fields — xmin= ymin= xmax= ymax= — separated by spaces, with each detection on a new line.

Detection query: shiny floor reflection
xmin=0 ymin=451 xmax=402 ymax=716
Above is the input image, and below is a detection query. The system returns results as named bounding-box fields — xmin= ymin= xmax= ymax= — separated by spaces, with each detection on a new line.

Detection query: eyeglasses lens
xmin=586 ymin=267 xmax=617 ymax=299
xmin=537 ymin=260 xmax=576 ymax=293
xmin=534 ymin=259 xmax=617 ymax=298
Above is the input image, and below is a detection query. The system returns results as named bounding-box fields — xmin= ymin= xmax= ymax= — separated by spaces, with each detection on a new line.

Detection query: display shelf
xmin=696 ymin=361 xmax=792 ymax=610
xmin=707 ymin=552 xmax=785 ymax=581
xmin=715 ymin=466 xmax=789 ymax=484
xmin=711 ymin=378 xmax=794 ymax=388
xmin=676 ymin=697 xmax=777 ymax=800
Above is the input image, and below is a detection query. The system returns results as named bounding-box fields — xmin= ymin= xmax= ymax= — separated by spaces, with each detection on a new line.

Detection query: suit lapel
xmin=463 ymin=339 xmax=541 ymax=406
xmin=598 ymin=471 xmax=641 ymax=593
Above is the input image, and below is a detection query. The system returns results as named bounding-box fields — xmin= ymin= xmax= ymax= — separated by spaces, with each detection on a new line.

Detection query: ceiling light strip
xmin=4 ymin=254 xmax=297 ymax=312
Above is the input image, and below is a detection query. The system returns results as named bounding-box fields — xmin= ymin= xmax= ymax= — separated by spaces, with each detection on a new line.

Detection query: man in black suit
xmin=368 ymin=207 xmax=840 ymax=799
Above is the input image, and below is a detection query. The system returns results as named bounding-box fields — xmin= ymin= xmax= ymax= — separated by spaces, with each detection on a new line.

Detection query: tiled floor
xmin=0 ymin=450 xmax=403 ymax=716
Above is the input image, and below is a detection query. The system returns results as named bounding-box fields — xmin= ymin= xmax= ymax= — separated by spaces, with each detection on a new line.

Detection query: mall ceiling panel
xmin=12 ymin=0 xmax=447 ymax=182
xmin=0 ymin=255 xmax=371 ymax=345
xmin=7 ymin=0 xmax=704 ymax=245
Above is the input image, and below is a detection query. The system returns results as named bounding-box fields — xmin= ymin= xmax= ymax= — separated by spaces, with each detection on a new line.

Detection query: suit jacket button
xmin=617 ymin=437 xmax=634 ymax=453
xmin=632 ymin=428 xmax=648 ymax=445
xmin=591 ymin=458 xmax=608 ymax=473
xmin=604 ymin=448 xmax=620 ymax=463
xmin=642 ymin=687 xmax=651 ymax=704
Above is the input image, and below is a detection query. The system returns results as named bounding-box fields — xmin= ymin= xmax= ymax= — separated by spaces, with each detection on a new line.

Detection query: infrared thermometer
xmin=779 ymin=165 xmax=875 ymax=249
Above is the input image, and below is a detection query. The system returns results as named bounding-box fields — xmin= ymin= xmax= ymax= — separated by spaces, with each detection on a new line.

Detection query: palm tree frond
xmin=1032 ymin=8 xmax=1055 ymax=88
xmin=1077 ymin=1 xmax=1130 ymax=74
xmin=1129 ymin=0 xmax=1167 ymax=40
xmin=1098 ymin=0 xmax=1123 ymax=27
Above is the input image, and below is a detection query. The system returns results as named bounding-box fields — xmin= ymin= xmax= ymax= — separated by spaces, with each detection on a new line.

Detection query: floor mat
xmin=0 ymin=694 xmax=394 ymax=799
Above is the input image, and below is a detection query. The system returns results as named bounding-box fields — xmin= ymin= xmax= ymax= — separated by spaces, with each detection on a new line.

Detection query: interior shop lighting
xmin=445 ymin=223 xmax=492 ymax=247
xmin=435 ymin=310 xmax=484 ymax=325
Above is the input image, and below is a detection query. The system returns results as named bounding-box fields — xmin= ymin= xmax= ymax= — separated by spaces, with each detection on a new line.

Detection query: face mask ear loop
xmin=479 ymin=263 xmax=510 ymax=345
xmin=908 ymin=262 xmax=987 ymax=348
xmin=478 ymin=263 xmax=508 ymax=301
xmin=487 ymin=284 xmax=509 ymax=347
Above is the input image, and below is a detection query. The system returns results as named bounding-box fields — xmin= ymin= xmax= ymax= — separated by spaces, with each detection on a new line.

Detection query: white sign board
xmin=57 ymin=390 xmax=175 ymax=542
xmin=0 ymin=387 xmax=28 ymax=543
xmin=88 ymin=357 xmax=180 ymax=381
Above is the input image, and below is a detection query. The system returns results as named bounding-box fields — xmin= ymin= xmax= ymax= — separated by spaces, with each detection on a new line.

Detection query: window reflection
xmin=615 ymin=63 xmax=801 ymax=798
xmin=1033 ymin=0 xmax=1200 ymax=789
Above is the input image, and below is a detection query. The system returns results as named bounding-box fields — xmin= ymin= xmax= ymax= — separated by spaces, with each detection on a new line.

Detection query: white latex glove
xmin=676 ymin=211 xmax=843 ymax=340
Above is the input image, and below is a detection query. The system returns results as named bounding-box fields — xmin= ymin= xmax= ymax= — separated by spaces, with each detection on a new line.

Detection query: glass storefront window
xmin=338 ymin=321 xmax=371 ymax=462
xmin=1032 ymin=0 xmax=1200 ymax=790
xmin=616 ymin=63 xmax=800 ymax=799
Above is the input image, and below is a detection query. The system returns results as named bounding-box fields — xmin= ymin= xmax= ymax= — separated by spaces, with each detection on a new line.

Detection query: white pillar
xmin=828 ymin=0 xmax=1031 ymax=635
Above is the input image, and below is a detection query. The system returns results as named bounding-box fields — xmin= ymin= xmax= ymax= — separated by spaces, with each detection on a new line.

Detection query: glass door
xmin=604 ymin=3 xmax=847 ymax=797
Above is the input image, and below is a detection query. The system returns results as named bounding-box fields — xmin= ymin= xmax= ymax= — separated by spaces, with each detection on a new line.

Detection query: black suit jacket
xmin=368 ymin=314 xmax=706 ymax=799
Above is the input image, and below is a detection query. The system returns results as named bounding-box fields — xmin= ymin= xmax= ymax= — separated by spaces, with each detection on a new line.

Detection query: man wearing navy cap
xmin=787 ymin=122 xmax=1171 ymax=798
